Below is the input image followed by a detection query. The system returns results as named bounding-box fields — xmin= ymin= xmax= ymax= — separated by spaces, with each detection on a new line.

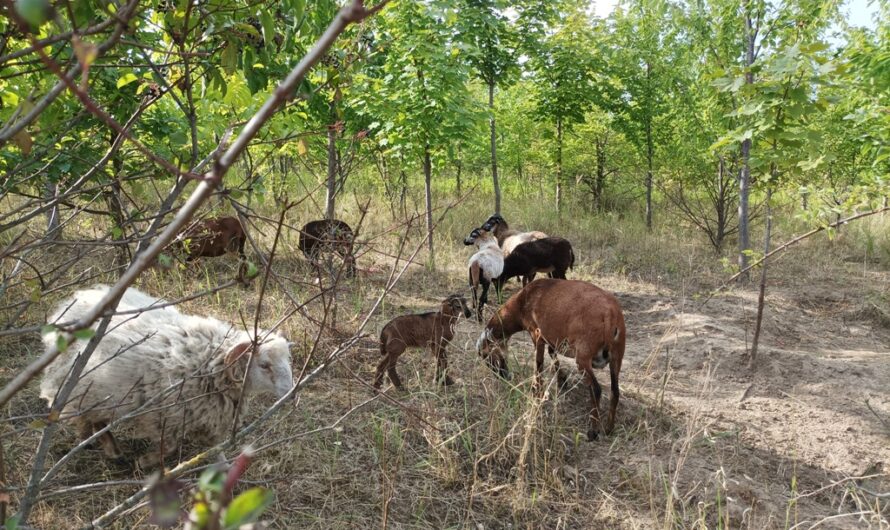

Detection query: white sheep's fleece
xmin=40 ymin=285 xmax=293 ymax=447
xmin=468 ymin=233 xmax=504 ymax=281
xmin=502 ymin=231 xmax=547 ymax=256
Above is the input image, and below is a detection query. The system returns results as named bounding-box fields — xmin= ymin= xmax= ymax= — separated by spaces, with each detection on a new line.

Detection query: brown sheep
xmin=173 ymin=216 xmax=246 ymax=261
xmin=298 ymin=219 xmax=356 ymax=277
xmin=375 ymin=295 xmax=473 ymax=389
xmin=476 ymin=279 xmax=625 ymax=441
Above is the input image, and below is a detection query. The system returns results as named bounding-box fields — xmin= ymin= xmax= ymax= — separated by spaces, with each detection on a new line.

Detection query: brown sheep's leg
xmin=548 ymin=345 xmax=567 ymax=391
xmin=606 ymin=362 xmax=620 ymax=434
xmin=533 ymin=338 xmax=546 ymax=396
xmin=583 ymin=365 xmax=603 ymax=441
xmin=433 ymin=341 xmax=454 ymax=386
xmin=375 ymin=343 xmax=405 ymax=390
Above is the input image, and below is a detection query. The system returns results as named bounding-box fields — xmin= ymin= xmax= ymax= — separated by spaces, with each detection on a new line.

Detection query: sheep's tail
xmin=569 ymin=245 xmax=575 ymax=271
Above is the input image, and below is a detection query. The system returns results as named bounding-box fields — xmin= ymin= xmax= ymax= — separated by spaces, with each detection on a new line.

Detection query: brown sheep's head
xmin=475 ymin=328 xmax=510 ymax=380
xmin=442 ymin=294 xmax=472 ymax=320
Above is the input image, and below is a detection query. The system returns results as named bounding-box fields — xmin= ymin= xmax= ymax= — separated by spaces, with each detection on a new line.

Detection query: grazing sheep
xmin=464 ymin=227 xmax=504 ymax=322
xmin=476 ymin=279 xmax=625 ymax=441
xmin=39 ymin=285 xmax=293 ymax=467
xmin=298 ymin=219 xmax=356 ymax=277
xmin=493 ymin=237 xmax=575 ymax=291
xmin=481 ymin=214 xmax=548 ymax=256
xmin=173 ymin=216 xmax=246 ymax=261
xmin=375 ymin=294 xmax=473 ymax=389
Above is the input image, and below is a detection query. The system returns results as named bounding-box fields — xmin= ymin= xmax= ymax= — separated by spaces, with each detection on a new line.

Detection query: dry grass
xmin=2 ymin=193 xmax=889 ymax=529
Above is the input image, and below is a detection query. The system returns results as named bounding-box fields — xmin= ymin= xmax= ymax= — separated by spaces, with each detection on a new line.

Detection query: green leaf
xmin=15 ymin=0 xmax=50 ymax=28
xmin=56 ymin=334 xmax=69 ymax=352
xmin=116 ymin=73 xmax=139 ymax=89
xmin=223 ymin=488 xmax=274 ymax=529
xmin=5 ymin=514 xmax=21 ymax=530
xmin=259 ymin=8 xmax=275 ymax=48
xmin=246 ymin=261 xmax=259 ymax=279
xmin=221 ymin=44 xmax=238 ymax=75
xmin=73 ymin=328 xmax=95 ymax=340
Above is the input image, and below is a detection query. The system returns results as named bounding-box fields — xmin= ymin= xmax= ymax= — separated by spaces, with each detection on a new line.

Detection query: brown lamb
xmin=298 ymin=219 xmax=356 ymax=277
xmin=375 ymin=295 xmax=473 ymax=389
xmin=476 ymin=279 xmax=626 ymax=441
xmin=174 ymin=216 xmax=246 ymax=261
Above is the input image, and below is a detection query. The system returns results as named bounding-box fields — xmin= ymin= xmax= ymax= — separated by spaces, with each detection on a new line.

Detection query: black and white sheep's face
xmin=464 ymin=228 xmax=492 ymax=246
xmin=481 ymin=214 xmax=504 ymax=232
xmin=247 ymin=335 xmax=293 ymax=398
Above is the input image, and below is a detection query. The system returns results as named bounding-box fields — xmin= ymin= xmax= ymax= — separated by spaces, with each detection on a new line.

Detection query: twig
xmin=699 ymin=206 xmax=890 ymax=308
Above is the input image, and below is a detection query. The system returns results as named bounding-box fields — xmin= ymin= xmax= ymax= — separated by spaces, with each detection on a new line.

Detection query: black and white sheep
xmin=481 ymin=214 xmax=548 ymax=256
xmin=464 ymin=227 xmax=504 ymax=322
xmin=39 ymin=285 xmax=293 ymax=467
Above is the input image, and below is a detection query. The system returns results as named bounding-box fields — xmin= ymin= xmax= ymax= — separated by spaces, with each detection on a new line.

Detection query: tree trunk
xmin=423 ymin=145 xmax=434 ymax=266
xmin=595 ymin=136 xmax=606 ymax=210
xmin=324 ymin=118 xmax=337 ymax=221
xmin=738 ymin=7 xmax=756 ymax=281
xmin=645 ymin=62 xmax=653 ymax=230
xmin=556 ymin=118 xmax=563 ymax=215
xmin=489 ymin=81 xmax=501 ymax=214
xmin=44 ymin=181 xmax=61 ymax=240
xmin=455 ymin=143 xmax=462 ymax=196
xmin=749 ymin=187 xmax=772 ymax=366
xmin=715 ymin=156 xmax=726 ymax=250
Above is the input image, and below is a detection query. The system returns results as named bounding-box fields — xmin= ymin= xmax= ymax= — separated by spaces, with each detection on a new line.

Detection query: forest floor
xmin=2 ymin=208 xmax=889 ymax=529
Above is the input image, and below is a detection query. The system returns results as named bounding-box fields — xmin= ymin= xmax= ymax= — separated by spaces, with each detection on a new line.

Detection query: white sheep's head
xmin=224 ymin=334 xmax=293 ymax=398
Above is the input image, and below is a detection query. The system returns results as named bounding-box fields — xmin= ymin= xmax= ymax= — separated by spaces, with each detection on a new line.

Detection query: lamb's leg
xmin=375 ymin=342 xmax=405 ymax=390
xmin=433 ymin=341 xmax=454 ymax=386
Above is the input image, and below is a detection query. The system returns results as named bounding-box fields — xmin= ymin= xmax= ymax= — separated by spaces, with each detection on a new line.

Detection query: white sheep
xmin=463 ymin=228 xmax=505 ymax=322
xmin=39 ymin=285 xmax=293 ymax=467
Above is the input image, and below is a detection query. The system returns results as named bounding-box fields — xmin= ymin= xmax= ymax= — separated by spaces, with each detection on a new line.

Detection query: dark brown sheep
xmin=476 ymin=279 xmax=625 ymax=441
xmin=375 ymin=295 xmax=473 ymax=389
xmin=298 ymin=219 xmax=356 ymax=277
xmin=493 ymin=237 xmax=575 ymax=290
xmin=174 ymin=216 xmax=246 ymax=261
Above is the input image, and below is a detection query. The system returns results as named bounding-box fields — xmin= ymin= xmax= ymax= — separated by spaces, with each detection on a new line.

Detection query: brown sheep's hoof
xmin=587 ymin=429 xmax=599 ymax=441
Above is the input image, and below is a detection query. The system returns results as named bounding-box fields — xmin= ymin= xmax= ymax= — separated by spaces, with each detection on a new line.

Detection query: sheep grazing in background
xmin=493 ymin=237 xmax=575 ymax=291
xmin=298 ymin=219 xmax=356 ymax=277
xmin=173 ymin=216 xmax=246 ymax=262
xmin=375 ymin=294 xmax=473 ymax=389
xmin=481 ymin=214 xmax=548 ymax=256
xmin=464 ymin=227 xmax=504 ymax=322
xmin=39 ymin=285 xmax=293 ymax=467
xmin=476 ymin=279 xmax=625 ymax=441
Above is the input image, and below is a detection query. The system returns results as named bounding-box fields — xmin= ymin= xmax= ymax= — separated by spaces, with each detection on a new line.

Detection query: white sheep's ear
xmin=224 ymin=341 xmax=253 ymax=383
